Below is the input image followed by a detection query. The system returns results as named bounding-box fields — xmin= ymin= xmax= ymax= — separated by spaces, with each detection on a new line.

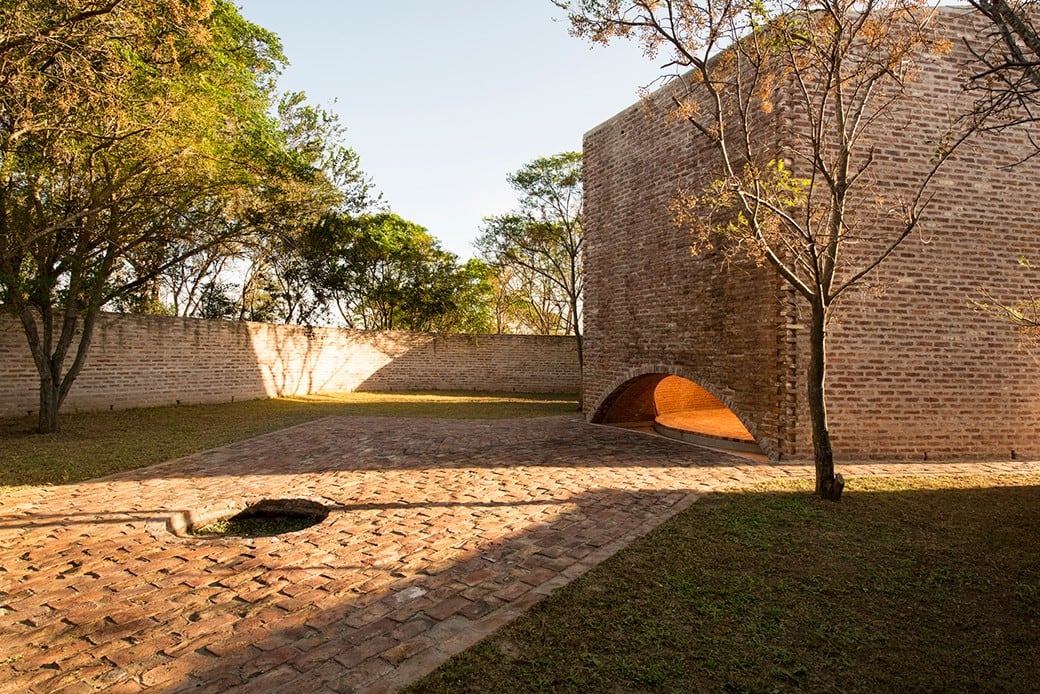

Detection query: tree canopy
xmin=479 ymin=152 xmax=584 ymax=362
xmin=303 ymin=212 xmax=494 ymax=333
xmin=964 ymin=1 xmax=1040 ymax=334
xmin=0 ymin=0 xmax=335 ymax=432
xmin=967 ymin=0 xmax=1040 ymax=139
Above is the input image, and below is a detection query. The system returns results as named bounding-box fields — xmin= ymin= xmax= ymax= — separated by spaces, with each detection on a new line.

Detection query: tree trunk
xmin=16 ymin=301 xmax=99 ymax=434
xmin=574 ymin=330 xmax=584 ymax=411
xmin=38 ymin=379 xmax=61 ymax=434
xmin=808 ymin=298 xmax=844 ymax=501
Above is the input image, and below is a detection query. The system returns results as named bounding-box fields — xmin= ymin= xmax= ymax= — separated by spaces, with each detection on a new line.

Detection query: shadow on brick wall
xmin=357 ymin=333 xmax=579 ymax=395
xmin=0 ymin=314 xmax=580 ymax=418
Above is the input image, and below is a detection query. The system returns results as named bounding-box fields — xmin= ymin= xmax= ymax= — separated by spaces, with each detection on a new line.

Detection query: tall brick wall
xmin=582 ymin=25 xmax=790 ymax=458
xmin=583 ymin=8 xmax=1040 ymax=461
xmin=0 ymin=313 xmax=579 ymax=417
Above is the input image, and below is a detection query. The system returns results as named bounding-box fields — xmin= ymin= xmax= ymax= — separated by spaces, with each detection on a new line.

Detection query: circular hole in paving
xmin=186 ymin=498 xmax=329 ymax=538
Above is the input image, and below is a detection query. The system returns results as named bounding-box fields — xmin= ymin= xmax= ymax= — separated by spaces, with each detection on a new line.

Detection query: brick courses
xmin=0 ymin=313 xmax=579 ymax=417
xmin=582 ymin=8 xmax=1040 ymax=461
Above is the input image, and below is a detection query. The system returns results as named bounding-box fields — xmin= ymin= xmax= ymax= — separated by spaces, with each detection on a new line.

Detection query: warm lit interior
xmin=596 ymin=374 xmax=757 ymax=452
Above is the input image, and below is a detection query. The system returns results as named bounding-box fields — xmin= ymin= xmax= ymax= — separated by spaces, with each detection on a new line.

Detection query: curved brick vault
xmin=581 ymin=8 xmax=1040 ymax=462
xmin=591 ymin=371 xmax=765 ymax=456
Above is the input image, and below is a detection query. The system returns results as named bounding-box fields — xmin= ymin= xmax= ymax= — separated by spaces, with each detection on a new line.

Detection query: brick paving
xmin=2 ymin=415 xmax=1038 ymax=693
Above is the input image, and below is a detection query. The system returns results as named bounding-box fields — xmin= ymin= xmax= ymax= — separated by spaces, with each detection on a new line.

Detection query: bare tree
xmin=966 ymin=0 xmax=1040 ymax=140
xmin=963 ymin=2 xmax=1040 ymax=332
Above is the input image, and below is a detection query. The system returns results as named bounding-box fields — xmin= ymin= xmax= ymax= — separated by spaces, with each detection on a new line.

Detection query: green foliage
xmin=154 ymin=91 xmax=380 ymax=325
xmin=304 ymin=212 xmax=495 ymax=332
xmin=197 ymin=280 xmax=241 ymax=320
xmin=479 ymin=153 xmax=583 ymax=348
xmin=189 ymin=507 xmax=324 ymax=537
xmin=274 ymin=91 xmax=377 ymax=214
xmin=0 ymin=0 xmax=328 ymax=431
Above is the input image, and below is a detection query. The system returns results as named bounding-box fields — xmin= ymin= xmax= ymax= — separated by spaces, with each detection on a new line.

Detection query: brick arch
xmin=589 ymin=365 xmax=768 ymax=456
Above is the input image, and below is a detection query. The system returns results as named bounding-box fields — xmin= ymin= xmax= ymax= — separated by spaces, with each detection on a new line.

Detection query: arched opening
xmin=594 ymin=374 xmax=760 ymax=454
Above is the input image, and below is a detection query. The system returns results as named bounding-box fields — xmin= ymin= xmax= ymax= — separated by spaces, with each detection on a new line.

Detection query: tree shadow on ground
xmin=1 ymin=485 xmax=702 ymax=692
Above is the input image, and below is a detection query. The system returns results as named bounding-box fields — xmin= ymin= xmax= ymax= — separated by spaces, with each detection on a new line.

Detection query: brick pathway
xmin=1 ymin=416 xmax=1038 ymax=693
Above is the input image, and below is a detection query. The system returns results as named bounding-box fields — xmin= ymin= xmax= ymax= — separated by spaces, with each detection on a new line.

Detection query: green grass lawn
xmin=0 ymin=391 xmax=577 ymax=489
xmin=411 ymin=474 xmax=1040 ymax=693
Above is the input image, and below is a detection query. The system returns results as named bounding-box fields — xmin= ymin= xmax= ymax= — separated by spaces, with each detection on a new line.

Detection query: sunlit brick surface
xmin=3 ymin=417 xmax=1037 ymax=692
xmin=582 ymin=8 xmax=1040 ymax=461
xmin=0 ymin=314 xmax=579 ymax=418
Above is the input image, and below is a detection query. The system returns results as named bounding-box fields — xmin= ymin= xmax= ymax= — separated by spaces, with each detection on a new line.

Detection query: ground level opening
xmin=595 ymin=374 xmax=760 ymax=454
xmin=183 ymin=498 xmax=329 ymax=538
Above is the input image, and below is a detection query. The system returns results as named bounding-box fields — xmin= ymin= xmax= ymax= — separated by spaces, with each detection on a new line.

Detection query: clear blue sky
xmin=236 ymin=1 xmax=663 ymax=258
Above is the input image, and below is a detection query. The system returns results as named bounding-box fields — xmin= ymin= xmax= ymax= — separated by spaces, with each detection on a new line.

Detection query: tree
xmin=197 ymin=280 xmax=242 ymax=321
xmin=0 ymin=0 xmax=291 ymax=432
xmin=153 ymin=91 xmax=381 ymax=325
xmin=488 ymin=265 xmax=571 ymax=335
xmin=156 ymin=239 xmax=240 ymax=318
xmin=478 ymin=152 xmax=584 ymax=365
xmin=965 ymin=0 xmax=1040 ymax=142
xmin=222 ymin=92 xmax=380 ymax=325
xmin=973 ymin=258 xmax=1040 ymax=337
xmin=303 ymin=212 xmax=494 ymax=332
xmin=962 ymin=3 xmax=1040 ymax=333
xmin=557 ymin=0 xmax=972 ymax=499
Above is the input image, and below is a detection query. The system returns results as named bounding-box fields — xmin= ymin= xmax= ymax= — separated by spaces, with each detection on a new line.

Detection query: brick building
xmin=582 ymin=8 xmax=1040 ymax=461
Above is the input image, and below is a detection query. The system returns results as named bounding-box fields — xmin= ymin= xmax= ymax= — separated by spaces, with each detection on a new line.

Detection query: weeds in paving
xmin=188 ymin=498 xmax=329 ymax=537
xmin=411 ymin=473 xmax=1040 ymax=693
xmin=0 ymin=391 xmax=577 ymax=489
xmin=189 ymin=515 xmax=316 ymax=538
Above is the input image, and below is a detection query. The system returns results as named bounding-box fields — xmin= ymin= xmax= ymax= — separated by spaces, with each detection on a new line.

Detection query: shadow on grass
xmin=2 ymin=454 xmax=1038 ymax=692
xmin=411 ymin=478 xmax=1040 ymax=693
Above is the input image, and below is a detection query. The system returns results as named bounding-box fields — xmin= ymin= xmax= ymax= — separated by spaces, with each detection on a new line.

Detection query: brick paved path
xmin=2 ymin=416 xmax=1038 ymax=693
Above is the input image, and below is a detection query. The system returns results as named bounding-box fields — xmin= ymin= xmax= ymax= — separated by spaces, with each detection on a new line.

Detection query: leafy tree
xmin=157 ymin=240 xmax=239 ymax=317
xmin=0 ymin=0 xmax=291 ymax=432
xmin=478 ymin=152 xmax=584 ymax=364
xmin=223 ymin=92 xmax=379 ymax=325
xmin=304 ymin=212 xmax=494 ymax=332
xmin=557 ymin=0 xmax=973 ymax=499
xmin=488 ymin=266 xmax=570 ymax=335
xmin=419 ymin=258 xmax=496 ymax=334
xmin=155 ymin=91 xmax=380 ymax=325
xmin=197 ymin=280 xmax=241 ymax=320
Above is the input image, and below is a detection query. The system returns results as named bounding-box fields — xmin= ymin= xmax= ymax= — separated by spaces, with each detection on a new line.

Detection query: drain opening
xmin=188 ymin=498 xmax=328 ymax=538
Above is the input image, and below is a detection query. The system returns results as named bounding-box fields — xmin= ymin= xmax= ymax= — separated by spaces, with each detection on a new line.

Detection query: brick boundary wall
xmin=0 ymin=313 xmax=580 ymax=418
xmin=582 ymin=8 xmax=1040 ymax=462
